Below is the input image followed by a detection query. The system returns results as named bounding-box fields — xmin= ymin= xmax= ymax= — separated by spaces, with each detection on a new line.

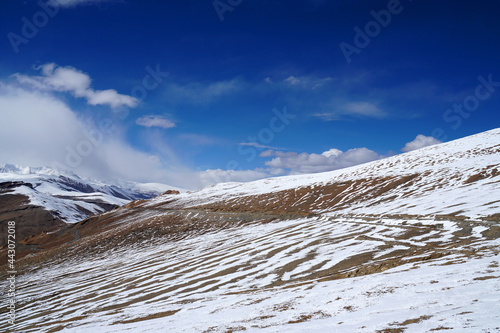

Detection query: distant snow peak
xmin=0 ymin=164 xmax=182 ymax=223
xmin=0 ymin=163 xmax=79 ymax=178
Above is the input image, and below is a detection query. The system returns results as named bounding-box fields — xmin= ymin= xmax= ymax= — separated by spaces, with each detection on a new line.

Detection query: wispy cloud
xmin=401 ymin=135 xmax=442 ymax=152
xmin=47 ymin=0 xmax=113 ymax=8
xmin=283 ymin=75 xmax=334 ymax=89
xmin=343 ymin=101 xmax=386 ymax=118
xmin=261 ymin=73 xmax=393 ymax=120
xmin=136 ymin=115 xmax=176 ymax=129
xmin=309 ymin=112 xmax=339 ymax=121
xmin=163 ymin=74 xmax=337 ymax=106
xmin=165 ymin=78 xmax=245 ymax=105
xmin=238 ymin=142 xmax=283 ymax=150
xmin=284 ymin=76 xmax=301 ymax=86
xmin=155 ymin=70 xmax=453 ymax=171
xmin=159 ymin=72 xmax=409 ymax=123
xmin=310 ymin=101 xmax=386 ymax=121
xmin=13 ymin=63 xmax=138 ymax=108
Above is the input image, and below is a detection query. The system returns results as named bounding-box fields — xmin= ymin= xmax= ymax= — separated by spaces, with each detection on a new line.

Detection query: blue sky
xmin=0 ymin=0 xmax=499 ymax=189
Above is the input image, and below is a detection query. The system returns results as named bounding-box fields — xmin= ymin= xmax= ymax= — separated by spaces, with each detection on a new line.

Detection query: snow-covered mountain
xmin=146 ymin=127 xmax=500 ymax=220
xmin=0 ymin=164 xmax=183 ymax=248
xmin=0 ymin=164 xmax=183 ymax=223
xmin=1 ymin=128 xmax=499 ymax=332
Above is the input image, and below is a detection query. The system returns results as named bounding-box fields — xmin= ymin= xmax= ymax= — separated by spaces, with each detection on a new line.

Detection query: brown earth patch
xmin=0 ymin=192 xmax=65 ymax=249
xmin=113 ymin=309 xmax=180 ymax=324
xmin=472 ymin=275 xmax=498 ymax=281
xmin=376 ymin=315 xmax=433 ymax=332
xmin=481 ymin=226 xmax=500 ymax=239
xmin=464 ymin=166 xmax=500 ymax=184
xmin=429 ymin=327 xmax=453 ymax=331
xmin=181 ymin=175 xmax=426 ymax=217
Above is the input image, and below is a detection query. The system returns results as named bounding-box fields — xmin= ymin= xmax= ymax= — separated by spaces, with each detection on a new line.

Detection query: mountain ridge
xmin=146 ymin=127 xmax=500 ymax=219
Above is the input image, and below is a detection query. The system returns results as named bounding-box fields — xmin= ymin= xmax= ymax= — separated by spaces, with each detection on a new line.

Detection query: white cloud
xmin=0 ymin=85 xmax=83 ymax=167
xmin=322 ymin=148 xmax=343 ymax=158
xmin=91 ymin=140 xmax=197 ymax=188
xmin=13 ymin=63 xmax=138 ymax=108
xmin=48 ymin=0 xmax=112 ymax=8
xmin=401 ymin=135 xmax=442 ymax=152
xmin=196 ymin=146 xmax=383 ymax=187
xmin=86 ymin=90 xmax=137 ymax=108
xmin=136 ymin=115 xmax=176 ymax=129
xmin=263 ymin=148 xmax=382 ymax=174
xmin=0 ymin=84 xmax=197 ymax=189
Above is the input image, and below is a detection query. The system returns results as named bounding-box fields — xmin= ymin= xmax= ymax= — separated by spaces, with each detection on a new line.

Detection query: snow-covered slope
xmin=6 ymin=215 xmax=499 ymax=332
xmin=150 ymin=127 xmax=500 ymax=219
xmin=0 ymin=164 xmax=183 ymax=223
xmin=1 ymin=128 xmax=499 ymax=332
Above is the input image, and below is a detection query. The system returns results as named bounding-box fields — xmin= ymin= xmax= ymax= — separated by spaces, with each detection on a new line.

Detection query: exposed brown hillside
xmin=0 ymin=188 xmax=65 ymax=248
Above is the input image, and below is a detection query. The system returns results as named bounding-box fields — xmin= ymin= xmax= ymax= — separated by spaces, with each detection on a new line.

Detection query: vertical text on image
xmin=6 ymin=221 xmax=17 ymax=326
